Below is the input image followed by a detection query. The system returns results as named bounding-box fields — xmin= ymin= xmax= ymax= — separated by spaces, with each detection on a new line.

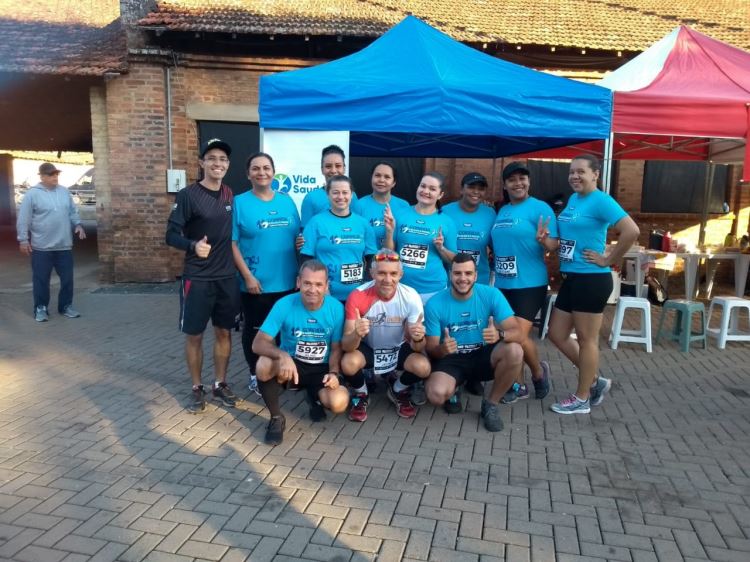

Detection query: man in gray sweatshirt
xmin=16 ymin=162 xmax=86 ymax=322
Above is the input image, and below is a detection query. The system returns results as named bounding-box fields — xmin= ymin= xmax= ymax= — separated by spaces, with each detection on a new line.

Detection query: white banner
xmin=260 ymin=129 xmax=350 ymax=213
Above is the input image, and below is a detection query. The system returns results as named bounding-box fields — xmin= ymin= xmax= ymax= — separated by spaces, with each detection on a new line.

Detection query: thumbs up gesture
xmin=195 ymin=235 xmax=211 ymax=258
xmin=433 ymin=226 xmax=444 ymax=251
xmin=354 ymin=308 xmax=370 ymax=338
xmin=407 ymin=312 xmax=425 ymax=342
xmin=442 ymin=326 xmax=458 ymax=355
xmin=482 ymin=315 xmax=500 ymax=344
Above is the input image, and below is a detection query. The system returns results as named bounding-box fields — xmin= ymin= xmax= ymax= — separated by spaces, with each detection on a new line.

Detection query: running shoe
xmin=411 ymin=381 xmax=426 ymax=406
xmin=34 ymin=305 xmax=49 ymax=322
xmin=533 ymin=361 xmax=551 ymax=399
xmin=480 ymin=399 xmax=504 ymax=432
xmin=212 ymin=382 xmax=237 ymax=407
xmin=464 ymin=379 xmax=484 ymax=396
xmin=187 ymin=386 xmax=206 ymax=414
xmin=501 ymin=388 xmax=518 ymax=404
xmin=387 ymin=383 xmax=417 ymax=419
xmin=443 ymin=388 xmax=462 ymax=414
xmin=61 ymin=305 xmax=81 ymax=318
xmin=550 ymin=394 xmax=590 ymax=415
xmin=265 ymin=415 xmax=286 ymax=446
xmin=516 ymin=384 xmax=529 ymax=400
xmin=348 ymin=392 xmax=369 ymax=422
xmin=308 ymin=399 xmax=326 ymax=422
xmin=589 ymin=376 xmax=612 ymax=407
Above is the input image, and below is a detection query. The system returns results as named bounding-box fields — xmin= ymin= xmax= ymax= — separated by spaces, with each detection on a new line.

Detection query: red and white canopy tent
xmin=601 ymin=25 xmax=749 ymax=183
xmin=523 ymin=26 xmax=750 ymax=184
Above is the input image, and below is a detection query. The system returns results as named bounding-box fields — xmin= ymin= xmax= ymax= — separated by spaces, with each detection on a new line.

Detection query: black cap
xmin=200 ymin=138 xmax=232 ymax=159
xmin=461 ymin=172 xmax=488 ymax=187
xmin=39 ymin=162 xmax=62 ymax=175
xmin=502 ymin=162 xmax=530 ymax=181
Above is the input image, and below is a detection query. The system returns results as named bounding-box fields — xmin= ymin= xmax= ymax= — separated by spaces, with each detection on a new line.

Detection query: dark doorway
xmin=350 ymin=156 xmax=424 ymax=203
xmin=197 ymin=121 xmax=260 ymax=195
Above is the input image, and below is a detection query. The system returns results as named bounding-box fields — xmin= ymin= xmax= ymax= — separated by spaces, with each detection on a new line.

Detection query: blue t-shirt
xmin=441 ymin=202 xmax=496 ymax=285
xmin=491 ymin=197 xmax=558 ymax=289
xmin=557 ymin=190 xmax=627 ymax=274
xmin=301 ymin=188 xmax=359 ymax=227
xmin=232 ymin=191 xmax=300 ymax=293
xmin=393 ymin=207 xmax=458 ymax=295
xmin=353 ymin=194 xmax=410 ymax=248
xmin=424 ymin=284 xmax=515 ymax=353
xmin=301 ymin=211 xmax=377 ymax=301
xmin=259 ymin=293 xmax=344 ymax=364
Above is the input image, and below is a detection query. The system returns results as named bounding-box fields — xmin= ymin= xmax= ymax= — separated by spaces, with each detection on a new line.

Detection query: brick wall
xmin=96 ymin=63 xmax=270 ymax=282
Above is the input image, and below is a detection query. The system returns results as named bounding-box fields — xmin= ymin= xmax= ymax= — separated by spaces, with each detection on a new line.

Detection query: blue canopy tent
xmin=259 ymin=16 xmax=613 ymax=157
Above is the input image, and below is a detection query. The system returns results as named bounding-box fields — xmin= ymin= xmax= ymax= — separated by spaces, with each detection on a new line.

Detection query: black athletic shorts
xmin=358 ymin=341 xmax=413 ymax=376
xmin=500 ymin=285 xmax=548 ymax=322
xmin=432 ymin=345 xmax=496 ymax=384
xmin=555 ymin=272 xmax=613 ymax=314
xmin=291 ymin=358 xmax=330 ymax=393
xmin=179 ymin=277 xmax=240 ymax=335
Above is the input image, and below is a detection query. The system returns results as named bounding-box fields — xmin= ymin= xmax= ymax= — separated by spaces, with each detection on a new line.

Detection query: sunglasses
xmin=374 ymin=253 xmax=400 ymax=262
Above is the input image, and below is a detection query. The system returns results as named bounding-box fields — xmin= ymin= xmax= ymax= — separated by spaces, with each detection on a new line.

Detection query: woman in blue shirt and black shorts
xmin=548 ymin=155 xmax=639 ymax=415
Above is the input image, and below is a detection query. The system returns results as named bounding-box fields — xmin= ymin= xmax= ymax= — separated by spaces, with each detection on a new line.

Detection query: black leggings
xmin=241 ymin=290 xmax=295 ymax=372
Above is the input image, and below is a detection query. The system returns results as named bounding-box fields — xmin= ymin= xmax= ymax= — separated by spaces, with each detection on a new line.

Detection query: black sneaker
xmin=307 ymin=391 xmax=326 ymax=422
xmin=265 ymin=415 xmax=286 ymax=446
xmin=464 ymin=379 xmax=484 ymax=396
xmin=187 ymin=386 xmax=206 ymax=414
xmin=480 ymin=399 xmax=504 ymax=432
xmin=533 ymin=361 xmax=551 ymax=399
xmin=213 ymin=382 xmax=237 ymax=407
xmin=443 ymin=387 xmax=463 ymax=414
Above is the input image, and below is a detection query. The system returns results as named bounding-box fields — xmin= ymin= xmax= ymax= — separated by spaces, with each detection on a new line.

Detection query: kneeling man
xmin=424 ymin=253 xmax=523 ymax=432
xmin=252 ymin=260 xmax=349 ymax=445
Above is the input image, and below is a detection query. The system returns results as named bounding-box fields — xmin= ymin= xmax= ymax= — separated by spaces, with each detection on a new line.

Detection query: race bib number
xmin=460 ymin=249 xmax=480 ymax=265
xmin=295 ymin=340 xmax=327 ymax=364
xmin=558 ymin=239 xmax=576 ymax=262
xmin=495 ymin=255 xmax=517 ymax=278
xmin=400 ymin=243 xmax=429 ymax=269
xmin=373 ymin=347 xmax=399 ymax=375
xmin=340 ymin=263 xmax=363 ymax=284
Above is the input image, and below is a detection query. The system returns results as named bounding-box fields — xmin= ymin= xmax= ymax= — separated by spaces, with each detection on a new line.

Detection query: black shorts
xmin=292 ymin=358 xmax=329 ymax=393
xmin=432 ymin=345 xmax=496 ymax=384
xmin=555 ymin=272 xmax=613 ymax=314
xmin=179 ymin=277 xmax=240 ymax=335
xmin=359 ymin=341 xmax=413 ymax=376
xmin=500 ymin=286 xmax=548 ymax=322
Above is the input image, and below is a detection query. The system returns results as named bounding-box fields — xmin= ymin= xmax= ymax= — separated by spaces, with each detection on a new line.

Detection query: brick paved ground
xmin=2 ymin=234 xmax=750 ymax=561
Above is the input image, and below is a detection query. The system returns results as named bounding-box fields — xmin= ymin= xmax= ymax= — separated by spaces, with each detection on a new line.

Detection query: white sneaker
xmin=35 ymin=306 xmax=49 ymax=322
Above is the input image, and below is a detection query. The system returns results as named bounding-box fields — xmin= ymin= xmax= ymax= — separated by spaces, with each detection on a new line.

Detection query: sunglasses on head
xmin=374 ymin=253 xmax=400 ymax=262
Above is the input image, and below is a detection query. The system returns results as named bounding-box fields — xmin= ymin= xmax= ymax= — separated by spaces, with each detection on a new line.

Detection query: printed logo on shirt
xmin=257 ymin=218 xmax=291 ymax=229
xmin=370 ymin=218 xmax=384 ymax=227
xmin=458 ymin=231 xmax=481 ymax=241
xmin=416 ymin=219 xmax=425 ymax=225
xmin=272 ymin=173 xmax=293 ymax=194
xmin=293 ymin=326 xmax=327 ymax=339
xmin=493 ymin=218 xmax=517 ymax=228
xmin=330 ymin=235 xmax=363 ymax=245
xmin=447 ymin=320 xmax=480 ymax=333
xmin=400 ymin=225 xmax=432 ymax=236
xmin=557 ymin=211 xmax=577 ymax=223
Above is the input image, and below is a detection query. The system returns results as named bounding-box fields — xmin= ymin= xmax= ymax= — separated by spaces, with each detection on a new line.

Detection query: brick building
xmin=1 ymin=0 xmax=748 ymax=282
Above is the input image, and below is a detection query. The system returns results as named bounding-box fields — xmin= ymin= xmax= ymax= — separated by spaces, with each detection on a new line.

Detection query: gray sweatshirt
xmin=16 ymin=183 xmax=81 ymax=251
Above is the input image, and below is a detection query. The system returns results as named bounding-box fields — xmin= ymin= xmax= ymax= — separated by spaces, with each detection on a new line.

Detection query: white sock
xmin=393 ymin=378 xmax=408 ymax=393
xmin=354 ymin=384 xmax=368 ymax=395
